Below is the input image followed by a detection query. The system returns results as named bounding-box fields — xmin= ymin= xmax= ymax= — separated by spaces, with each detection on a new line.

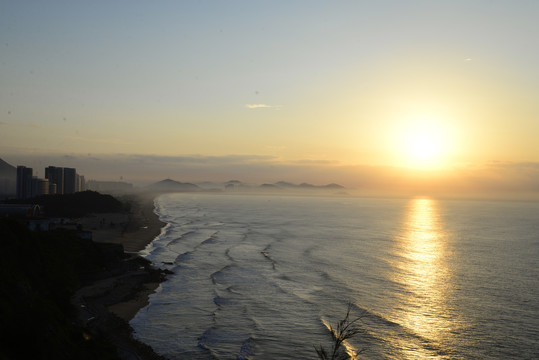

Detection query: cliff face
xmin=0 ymin=158 xmax=16 ymax=197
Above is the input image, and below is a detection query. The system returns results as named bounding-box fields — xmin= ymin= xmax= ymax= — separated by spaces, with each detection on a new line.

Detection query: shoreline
xmin=73 ymin=192 xmax=169 ymax=359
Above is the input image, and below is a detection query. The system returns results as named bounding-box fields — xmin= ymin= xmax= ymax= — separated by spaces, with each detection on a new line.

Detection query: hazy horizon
xmin=3 ymin=153 xmax=539 ymax=201
xmin=2 ymin=1 xmax=539 ymax=200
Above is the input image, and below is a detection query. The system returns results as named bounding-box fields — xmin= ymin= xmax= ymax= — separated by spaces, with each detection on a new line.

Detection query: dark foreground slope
xmin=0 ymin=219 xmax=119 ymax=359
xmin=0 ymin=219 xmax=166 ymax=360
xmin=6 ymin=190 xmax=126 ymax=218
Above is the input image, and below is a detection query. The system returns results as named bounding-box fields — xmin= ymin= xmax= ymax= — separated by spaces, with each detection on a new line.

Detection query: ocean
xmin=131 ymin=193 xmax=539 ymax=359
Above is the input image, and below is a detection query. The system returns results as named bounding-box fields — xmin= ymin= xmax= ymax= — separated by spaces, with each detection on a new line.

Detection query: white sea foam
xmin=131 ymin=193 xmax=539 ymax=359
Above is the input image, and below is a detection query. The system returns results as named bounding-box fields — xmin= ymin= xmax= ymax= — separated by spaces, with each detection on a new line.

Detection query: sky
xmin=1 ymin=1 xmax=539 ymax=197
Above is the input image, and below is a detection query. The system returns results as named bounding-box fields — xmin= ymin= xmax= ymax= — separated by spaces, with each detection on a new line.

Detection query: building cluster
xmin=16 ymin=165 xmax=86 ymax=199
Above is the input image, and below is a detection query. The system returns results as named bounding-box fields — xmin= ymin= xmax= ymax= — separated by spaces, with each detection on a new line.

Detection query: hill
xmin=273 ymin=181 xmax=345 ymax=190
xmin=0 ymin=219 xmax=121 ymax=359
xmin=6 ymin=190 xmax=126 ymax=218
xmin=195 ymin=180 xmax=345 ymax=192
xmin=146 ymin=179 xmax=200 ymax=193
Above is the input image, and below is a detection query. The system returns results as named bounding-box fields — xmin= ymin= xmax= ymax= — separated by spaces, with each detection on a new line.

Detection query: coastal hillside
xmin=0 ymin=219 xmax=121 ymax=359
xmin=6 ymin=190 xmax=126 ymax=218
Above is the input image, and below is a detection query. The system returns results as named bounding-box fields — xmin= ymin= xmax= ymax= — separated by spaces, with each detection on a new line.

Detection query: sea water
xmin=132 ymin=193 xmax=539 ymax=359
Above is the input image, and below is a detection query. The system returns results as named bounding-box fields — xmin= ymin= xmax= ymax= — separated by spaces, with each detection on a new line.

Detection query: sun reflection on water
xmin=390 ymin=197 xmax=455 ymax=358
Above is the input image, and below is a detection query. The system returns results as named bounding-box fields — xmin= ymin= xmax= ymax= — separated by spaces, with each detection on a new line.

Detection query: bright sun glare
xmin=396 ymin=114 xmax=450 ymax=168
xmin=407 ymin=127 xmax=443 ymax=162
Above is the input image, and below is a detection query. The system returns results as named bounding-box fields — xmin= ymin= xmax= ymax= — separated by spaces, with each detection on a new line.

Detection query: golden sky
xmin=2 ymin=1 xmax=538 ymax=197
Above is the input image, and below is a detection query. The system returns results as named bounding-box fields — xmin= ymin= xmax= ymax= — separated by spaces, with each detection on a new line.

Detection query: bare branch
xmin=316 ymin=302 xmax=366 ymax=360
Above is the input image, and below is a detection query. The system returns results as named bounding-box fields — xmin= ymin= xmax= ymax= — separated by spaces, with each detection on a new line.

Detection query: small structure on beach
xmin=0 ymin=204 xmax=53 ymax=231
xmin=0 ymin=204 xmax=91 ymax=238
xmin=0 ymin=204 xmax=41 ymax=218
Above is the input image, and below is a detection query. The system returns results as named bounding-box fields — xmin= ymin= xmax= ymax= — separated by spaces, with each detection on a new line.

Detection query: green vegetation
xmin=0 ymin=219 xmax=121 ymax=359
xmin=315 ymin=303 xmax=365 ymax=360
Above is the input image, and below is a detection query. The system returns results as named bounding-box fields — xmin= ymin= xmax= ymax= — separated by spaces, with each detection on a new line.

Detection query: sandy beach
xmin=79 ymin=192 xmax=165 ymax=254
xmin=73 ymin=192 xmax=168 ymax=360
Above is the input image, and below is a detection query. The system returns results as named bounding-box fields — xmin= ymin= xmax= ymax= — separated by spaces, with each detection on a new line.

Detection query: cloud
xmin=487 ymin=161 xmax=539 ymax=170
xmin=124 ymin=153 xmax=277 ymax=166
xmin=290 ymin=159 xmax=340 ymax=165
xmin=66 ymin=136 xmax=137 ymax=145
xmin=244 ymin=104 xmax=281 ymax=109
xmin=0 ymin=121 xmax=24 ymax=127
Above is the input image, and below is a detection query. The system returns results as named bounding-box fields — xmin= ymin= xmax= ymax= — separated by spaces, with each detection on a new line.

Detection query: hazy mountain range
xmin=146 ymin=179 xmax=344 ymax=193
xmin=192 ymin=179 xmax=344 ymax=192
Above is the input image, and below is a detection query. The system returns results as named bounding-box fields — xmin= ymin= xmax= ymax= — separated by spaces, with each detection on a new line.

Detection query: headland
xmin=73 ymin=191 xmax=169 ymax=359
xmin=0 ymin=191 xmax=169 ymax=360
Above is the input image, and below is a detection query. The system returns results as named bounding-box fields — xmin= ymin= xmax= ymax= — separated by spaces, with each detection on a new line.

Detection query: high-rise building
xmin=44 ymin=166 xmax=85 ymax=195
xmin=63 ymin=167 xmax=77 ymax=194
xmin=31 ymin=177 xmax=49 ymax=197
xmin=16 ymin=165 xmax=85 ymax=199
xmin=16 ymin=166 xmax=33 ymax=199
xmin=79 ymin=175 xmax=86 ymax=191
xmin=45 ymin=166 xmax=64 ymax=194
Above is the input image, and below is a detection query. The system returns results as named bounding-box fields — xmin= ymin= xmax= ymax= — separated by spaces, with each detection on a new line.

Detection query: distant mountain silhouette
xmin=224 ymin=180 xmax=251 ymax=188
xmin=259 ymin=183 xmax=280 ymax=190
xmin=0 ymin=158 xmax=16 ymax=176
xmin=273 ymin=181 xmax=344 ymax=190
xmin=322 ymin=183 xmax=345 ymax=189
xmin=0 ymin=158 xmax=16 ymax=197
xmin=195 ymin=180 xmax=346 ymax=192
xmin=274 ymin=181 xmax=297 ymax=188
xmin=147 ymin=179 xmax=200 ymax=192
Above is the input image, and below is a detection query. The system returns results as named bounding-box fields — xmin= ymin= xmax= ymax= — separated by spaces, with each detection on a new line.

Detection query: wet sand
xmin=73 ymin=192 xmax=169 ymax=359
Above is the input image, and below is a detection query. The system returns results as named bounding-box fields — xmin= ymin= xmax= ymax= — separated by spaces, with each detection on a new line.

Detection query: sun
xmin=396 ymin=115 xmax=451 ymax=169
xmin=406 ymin=127 xmax=443 ymax=162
